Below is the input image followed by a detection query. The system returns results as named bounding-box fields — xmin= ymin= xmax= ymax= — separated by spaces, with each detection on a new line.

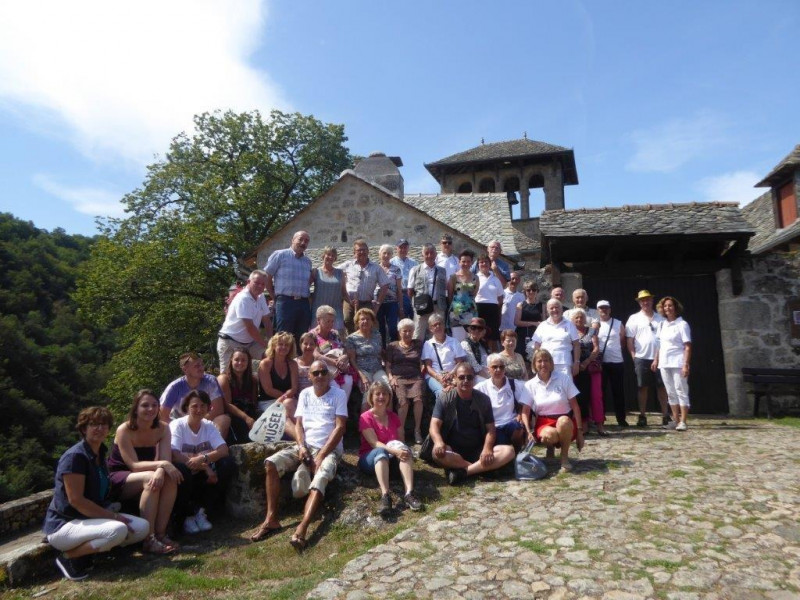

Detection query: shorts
xmin=534 ymin=414 xmax=577 ymax=443
xmin=393 ymin=378 xmax=425 ymax=407
xmin=357 ymin=447 xmax=393 ymax=473
xmin=448 ymin=441 xmax=483 ymax=464
xmin=495 ymin=420 xmax=523 ymax=445
xmin=266 ymin=444 xmax=341 ymax=497
xmin=634 ymin=358 xmax=664 ymax=388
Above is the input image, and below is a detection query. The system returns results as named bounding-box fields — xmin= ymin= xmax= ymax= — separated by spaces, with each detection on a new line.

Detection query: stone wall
xmin=256 ymin=176 xmax=484 ymax=267
xmin=0 ymin=490 xmax=52 ymax=537
xmin=717 ymin=249 xmax=800 ymax=415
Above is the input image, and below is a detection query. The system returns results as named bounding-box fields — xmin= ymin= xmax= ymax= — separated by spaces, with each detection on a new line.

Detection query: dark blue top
xmin=43 ymin=440 xmax=110 ymax=535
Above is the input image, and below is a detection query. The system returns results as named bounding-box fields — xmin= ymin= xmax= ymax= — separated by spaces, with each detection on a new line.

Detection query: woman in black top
xmin=514 ymin=281 xmax=544 ymax=358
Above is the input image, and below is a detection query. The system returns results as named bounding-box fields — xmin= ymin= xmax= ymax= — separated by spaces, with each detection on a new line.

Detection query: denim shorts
xmin=495 ymin=420 xmax=523 ymax=445
xmin=357 ymin=447 xmax=393 ymax=474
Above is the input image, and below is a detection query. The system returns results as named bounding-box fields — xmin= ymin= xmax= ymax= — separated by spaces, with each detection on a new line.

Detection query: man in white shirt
xmin=217 ymin=269 xmax=273 ymax=372
xmin=435 ymin=234 xmax=459 ymax=279
xmin=475 ymin=353 xmax=533 ymax=449
xmin=390 ymin=238 xmax=417 ymax=320
xmin=564 ymin=288 xmax=599 ymax=327
xmin=500 ymin=272 xmax=524 ymax=334
xmin=625 ymin=290 xmax=669 ymax=427
xmin=252 ymin=361 xmax=347 ymax=550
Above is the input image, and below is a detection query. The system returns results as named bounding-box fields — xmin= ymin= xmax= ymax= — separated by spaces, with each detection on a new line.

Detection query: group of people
xmin=44 ymin=228 xmax=693 ymax=581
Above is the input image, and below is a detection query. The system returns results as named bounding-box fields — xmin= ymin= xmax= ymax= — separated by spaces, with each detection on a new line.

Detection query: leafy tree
xmin=0 ymin=214 xmax=108 ymax=501
xmin=77 ymin=109 xmax=352 ymax=412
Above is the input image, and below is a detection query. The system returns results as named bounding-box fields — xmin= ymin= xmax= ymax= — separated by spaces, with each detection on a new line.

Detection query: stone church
xmin=253 ymin=139 xmax=800 ymax=416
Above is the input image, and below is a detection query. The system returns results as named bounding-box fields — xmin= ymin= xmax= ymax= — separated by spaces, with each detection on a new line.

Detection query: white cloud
xmin=33 ymin=174 xmax=126 ymax=218
xmin=696 ymin=170 xmax=762 ymax=206
xmin=0 ymin=0 xmax=286 ymax=168
xmin=625 ymin=112 xmax=729 ymax=173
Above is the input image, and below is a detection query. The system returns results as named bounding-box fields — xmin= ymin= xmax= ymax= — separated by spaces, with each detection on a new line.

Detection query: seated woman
xmin=460 ymin=317 xmax=491 ymax=381
xmin=345 ymin=308 xmax=389 ymax=409
xmin=295 ymin=332 xmax=317 ymax=392
xmin=524 ymin=349 xmax=585 ymax=473
xmin=217 ymin=349 xmax=259 ymax=444
xmin=258 ymin=331 xmax=299 ymax=440
xmin=43 ymin=407 xmax=150 ymax=581
xmin=385 ymin=318 xmax=425 ymax=444
xmin=359 ymin=382 xmax=423 ymax=516
xmin=312 ymin=304 xmax=356 ymax=400
xmin=107 ymin=390 xmax=183 ymax=554
xmin=170 ymin=391 xmax=235 ymax=534
xmin=421 ymin=312 xmax=467 ymax=398
xmin=499 ymin=329 xmax=528 ymax=380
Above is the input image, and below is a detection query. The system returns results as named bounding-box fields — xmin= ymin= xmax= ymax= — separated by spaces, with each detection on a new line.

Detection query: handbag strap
xmin=600 ymin=318 xmax=614 ymax=355
xmin=508 ymin=377 xmax=521 ymax=414
xmin=432 ymin=342 xmax=444 ymax=372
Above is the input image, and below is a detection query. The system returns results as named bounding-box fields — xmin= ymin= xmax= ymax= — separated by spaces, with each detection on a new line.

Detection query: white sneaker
xmin=676 ymin=422 xmax=688 ymax=431
xmin=194 ymin=508 xmax=213 ymax=531
xmin=183 ymin=515 xmax=200 ymax=535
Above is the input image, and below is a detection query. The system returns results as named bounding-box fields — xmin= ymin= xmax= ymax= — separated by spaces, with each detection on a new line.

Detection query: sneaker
xmin=183 ymin=515 xmax=201 ymax=535
xmin=378 ymin=493 xmax=392 ymax=517
xmin=636 ymin=415 xmax=648 ymax=427
xmin=414 ymin=430 xmax=424 ymax=445
xmin=676 ymin=422 xmax=688 ymax=431
xmin=55 ymin=554 xmax=88 ymax=581
xmin=194 ymin=508 xmax=213 ymax=532
xmin=446 ymin=468 xmax=467 ymax=486
xmin=662 ymin=414 xmax=672 ymax=426
xmin=404 ymin=492 xmax=423 ymax=511
xmin=663 ymin=420 xmax=677 ymax=430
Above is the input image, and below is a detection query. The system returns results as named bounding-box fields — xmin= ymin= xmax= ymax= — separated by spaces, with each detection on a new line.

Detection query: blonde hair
xmin=354 ymin=307 xmax=377 ymax=327
xmin=266 ymin=331 xmax=297 ymax=361
xmin=366 ymin=381 xmax=392 ymax=408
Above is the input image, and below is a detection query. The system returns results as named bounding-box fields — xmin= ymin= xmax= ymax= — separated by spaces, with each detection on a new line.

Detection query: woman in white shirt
xmin=474 ymin=254 xmax=504 ymax=352
xmin=528 ymin=299 xmax=580 ymax=377
xmin=652 ymin=296 xmax=692 ymax=431
xmin=524 ymin=349 xmax=584 ymax=473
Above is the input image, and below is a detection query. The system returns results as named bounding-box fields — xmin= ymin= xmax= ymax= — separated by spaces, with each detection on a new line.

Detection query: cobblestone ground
xmin=308 ymin=419 xmax=800 ymax=600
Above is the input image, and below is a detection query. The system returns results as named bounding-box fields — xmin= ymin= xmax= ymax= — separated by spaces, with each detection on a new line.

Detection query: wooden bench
xmin=742 ymin=367 xmax=800 ymax=418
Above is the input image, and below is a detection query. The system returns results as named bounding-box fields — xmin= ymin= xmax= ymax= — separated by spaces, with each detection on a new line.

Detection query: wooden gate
xmin=582 ymin=272 xmax=729 ymax=414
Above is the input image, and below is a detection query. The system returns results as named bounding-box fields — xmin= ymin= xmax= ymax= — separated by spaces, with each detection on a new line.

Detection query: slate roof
xmin=401 ymin=193 xmax=521 ymax=256
xmin=539 ymin=202 xmax=754 ymax=238
xmin=741 ymin=190 xmax=800 ymax=254
xmin=755 ymin=145 xmax=800 ymax=188
xmin=427 ymin=139 xmax=570 ymax=166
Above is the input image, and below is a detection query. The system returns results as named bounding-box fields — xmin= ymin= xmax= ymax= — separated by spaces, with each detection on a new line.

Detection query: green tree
xmin=76 ymin=110 xmax=352 ymax=411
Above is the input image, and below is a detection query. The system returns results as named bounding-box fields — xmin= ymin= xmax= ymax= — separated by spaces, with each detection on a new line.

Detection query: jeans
xmin=377 ymin=301 xmax=399 ymax=348
xmin=274 ymin=296 xmax=311 ymax=348
xmin=358 ymin=447 xmax=392 ymax=473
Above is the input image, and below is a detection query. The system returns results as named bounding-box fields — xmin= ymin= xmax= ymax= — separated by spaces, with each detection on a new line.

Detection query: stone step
xmin=0 ymin=527 xmax=53 ymax=587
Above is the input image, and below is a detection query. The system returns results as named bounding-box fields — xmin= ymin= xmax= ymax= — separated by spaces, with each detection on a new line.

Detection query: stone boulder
xmin=225 ymin=441 xmax=294 ymax=519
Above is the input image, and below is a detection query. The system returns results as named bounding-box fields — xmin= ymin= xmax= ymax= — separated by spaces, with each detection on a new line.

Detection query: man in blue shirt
xmin=264 ymin=231 xmax=312 ymax=346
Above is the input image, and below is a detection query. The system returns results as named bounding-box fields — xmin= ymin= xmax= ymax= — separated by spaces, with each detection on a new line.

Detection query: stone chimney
xmin=353 ymin=152 xmax=404 ymax=199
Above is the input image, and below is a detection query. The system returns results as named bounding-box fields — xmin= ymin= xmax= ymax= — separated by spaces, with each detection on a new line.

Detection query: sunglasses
xmin=441 ymin=241 xmax=452 ymax=245
xmin=457 ymin=374 xmax=475 ymax=381
xmin=310 ymin=370 xmax=329 ymax=377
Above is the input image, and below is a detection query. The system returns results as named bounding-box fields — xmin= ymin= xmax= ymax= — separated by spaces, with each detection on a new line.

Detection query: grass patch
xmin=762 ymin=416 xmax=800 ymax=429
xmin=629 ymin=478 xmax=641 ymax=485
xmin=642 ymin=558 xmax=682 ymax=572
xmin=668 ymin=469 xmax=688 ymax=478
xmin=638 ymin=509 xmax=656 ymax=521
xmin=436 ymin=509 xmax=458 ymax=521
xmin=518 ymin=540 xmax=550 ymax=554
xmin=691 ymin=458 xmax=713 ymax=468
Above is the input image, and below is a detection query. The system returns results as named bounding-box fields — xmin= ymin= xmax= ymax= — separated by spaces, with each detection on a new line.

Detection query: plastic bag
xmin=514 ymin=440 xmax=547 ymax=480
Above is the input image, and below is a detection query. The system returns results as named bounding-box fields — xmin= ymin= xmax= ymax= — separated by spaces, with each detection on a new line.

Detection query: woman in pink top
xmin=358 ymin=382 xmax=423 ymax=516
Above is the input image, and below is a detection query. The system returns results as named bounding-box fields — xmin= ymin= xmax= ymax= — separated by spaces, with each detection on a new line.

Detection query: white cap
xmin=596 ymin=300 xmax=611 ymax=308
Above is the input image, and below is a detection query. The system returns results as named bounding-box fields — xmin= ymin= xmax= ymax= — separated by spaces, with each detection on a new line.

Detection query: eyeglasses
xmin=457 ymin=374 xmax=475 ymax=381
xmin=524 ymin=289 xmax=537 ymax=293
xmin=489 ymin=364 xmax=506 ymax=370
xmin=87 ymin=422 xmax=109 ymax=429
xmin=310 ymin=370 xmax=329 ymax=377
xmin=441 ymin=241 xmax=452 ymax=245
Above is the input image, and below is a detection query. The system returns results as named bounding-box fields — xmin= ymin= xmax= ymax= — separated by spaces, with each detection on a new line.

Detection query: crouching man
xmin=250 ymin=360 xmax=347 ymax=551
xmin=429 ymin=363 xmax=515 ymax=485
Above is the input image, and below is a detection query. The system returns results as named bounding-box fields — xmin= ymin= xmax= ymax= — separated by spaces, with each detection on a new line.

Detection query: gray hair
xmin=422 ymin=243 xmax=436 ymax=254
xmin=249 ymin=269 xmax=267 ymax=280
xmin=379 ymin=244 xmax=394 ymax=255
xmin=428 ymin=313 xmax=446 ymax=327
xmin=546 ymin=298 xmax=563 ymax=310
xmin=397 ymin=318 xmax=415 ymax=331
xmin=316 ymin=304 xmax=336 ymax=318
xmin=487 ymin=353 xmax=507 ymax=366
xmin=569 ymin=308 xmax=587 ymax=319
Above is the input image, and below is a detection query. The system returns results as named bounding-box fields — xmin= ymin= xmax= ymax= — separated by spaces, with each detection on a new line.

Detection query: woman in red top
xmin=358 ymin=382 xmax=423 ymax=516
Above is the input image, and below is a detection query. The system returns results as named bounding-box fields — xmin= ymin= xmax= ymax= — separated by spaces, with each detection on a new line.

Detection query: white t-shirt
xmin=475 ymin=377 xmax=532 ymax=427
xmin=170 ymin=417 xmax=226 ymax=455
xmin=525 ymin=371 xmax=579 ymax=416
xmin=422 ymin=336 xmax=467 ymax=375
xmin=475 ymin=272 xmax=503 ymax=304
xmin=597 ymin=317 xmax=624 ymax=364
xmin=436 ymin=253 xmax=459 ymax=280
xmin=296 ymin=386 xmax=348 ymax=452
xmin=501 ymin=289 xmax=524 ymax=332
xmin=219 ymin=288 xmax=270 ymax=343
xmin=625 ymin=311 xmax=664 ymax=360
xmin=531 ymin=318 xmax=580 ymax=366
xmin=657 ymin=317 xmax=691 ymax=368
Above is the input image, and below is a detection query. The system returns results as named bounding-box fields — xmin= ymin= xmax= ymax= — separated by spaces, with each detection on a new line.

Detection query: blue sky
xmin=1 ymin=0 xmax=797 ymax=235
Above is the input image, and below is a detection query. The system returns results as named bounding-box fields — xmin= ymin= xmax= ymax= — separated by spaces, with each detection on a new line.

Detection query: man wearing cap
xmin=408 ymin=243 xmax=448 ymax=340
xmin=264 ymin=231 xmax=312 ymax=345
xmin=217 ymin=269 xmax=273 ymax=372
xmin=625 ymin=290 xmax=669 ymax=427
xmin=250 ymin=360 xmax=347 ymax=549
xmin=596 ymin=300 xmax=628 ymax=427
xmin=342 ymin=239 xmax=390 ymax=333
xmin=390 ymin=238 xmax=417 ymax=321
xmin=471 ymin=240 xmax=510 ymax=287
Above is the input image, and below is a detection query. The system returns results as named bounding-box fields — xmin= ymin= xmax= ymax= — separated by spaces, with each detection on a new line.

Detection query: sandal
xmin=290 ymin=534 xmax=307 ymax=553
xmin=143 ymin=534 xmax=176 ymax=555
xmin=250 ymin=523 xmax=283 ymax=542
xmin=157 ymin=534 xmax=179 ymax=550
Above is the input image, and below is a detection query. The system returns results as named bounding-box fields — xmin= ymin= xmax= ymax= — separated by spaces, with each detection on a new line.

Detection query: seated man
xmin=474 ymin=353 xmax=533 ymax=450
xmin=159 ymin=352 xmax=231 ymax=438
xmin=250 ymin=360 xmax=347 ymax=551
xmin=428 ymin=363 xmax=515 ymax=485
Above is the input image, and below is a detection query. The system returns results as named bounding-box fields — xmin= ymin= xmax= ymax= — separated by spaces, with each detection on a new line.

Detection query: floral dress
xmin=449 ymin=275 xmax=479 ymax=328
